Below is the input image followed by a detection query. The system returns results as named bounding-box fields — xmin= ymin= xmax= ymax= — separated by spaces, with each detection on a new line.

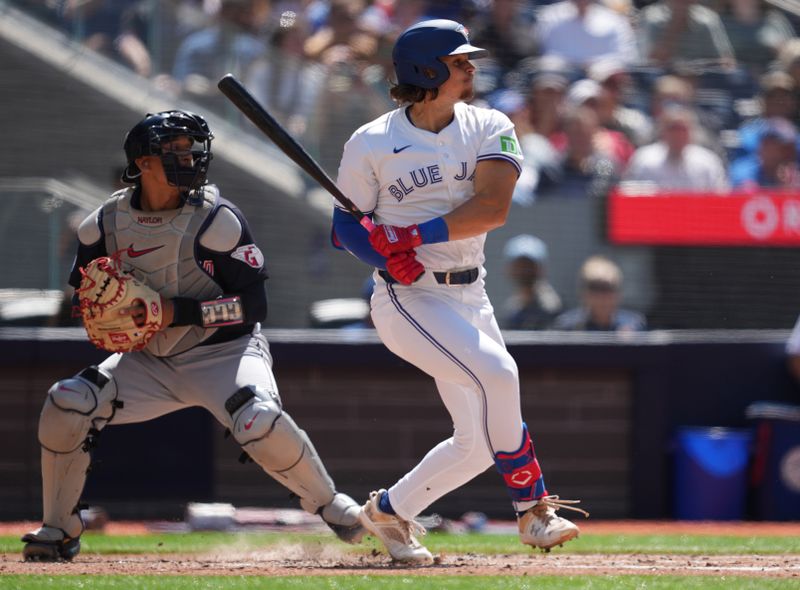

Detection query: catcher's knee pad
xmin=226 ymin=386 xmax=335 ymax=513
xmin=494 ymin=423 xmax=546 ymax=503
xmin=39 ymin=366 xmax=119 ymax=453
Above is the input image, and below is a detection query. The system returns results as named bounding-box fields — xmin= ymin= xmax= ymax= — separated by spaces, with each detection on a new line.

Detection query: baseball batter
xmin=332 ymin=20 xmax=587 ymax=564
xmin=22 ymin=110 xmax=364 ymax=561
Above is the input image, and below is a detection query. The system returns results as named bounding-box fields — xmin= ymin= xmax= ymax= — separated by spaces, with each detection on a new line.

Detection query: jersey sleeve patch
xmin=231 ymin=244 xmax=264 ymax=269
xmin=500 ymin=136 xmax=521 ymax=156
xmin=199 ymin=206 xmax=243 ymax=252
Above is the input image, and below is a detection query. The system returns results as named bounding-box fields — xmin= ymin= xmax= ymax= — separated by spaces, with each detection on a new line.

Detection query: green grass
xmin=1 ymin=576 xmax=798 ymax=590
xmin=4 ymin=531 xmax=798 ymax=589
xmin=2 ymin=531 xmax=799 ymax=555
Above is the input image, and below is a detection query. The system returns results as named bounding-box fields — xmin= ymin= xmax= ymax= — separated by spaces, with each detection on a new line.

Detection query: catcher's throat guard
xmin=77 ymin=255 xmax=164 ymax=352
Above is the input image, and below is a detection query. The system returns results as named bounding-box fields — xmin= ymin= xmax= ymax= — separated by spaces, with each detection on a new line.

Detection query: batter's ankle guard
xmin=493 ymin=424 xmax=547 ymax=502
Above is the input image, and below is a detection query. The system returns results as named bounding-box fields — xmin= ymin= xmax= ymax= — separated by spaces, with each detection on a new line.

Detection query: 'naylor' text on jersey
xmin=389 ymin=162 xmax=475 ymax=201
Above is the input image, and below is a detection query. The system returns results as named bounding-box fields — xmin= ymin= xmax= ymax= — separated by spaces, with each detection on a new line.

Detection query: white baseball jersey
xmin=334 ymin=101 xmax=538 ymax=520
xmin=336 ymin=102 xmax=523 ymax=271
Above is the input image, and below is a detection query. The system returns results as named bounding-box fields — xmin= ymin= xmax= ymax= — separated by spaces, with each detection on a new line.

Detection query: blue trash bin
xmin=673 ymin=427 xmax=752 ymax=521
xmin=746 ymin=402 xmax=800 ymax=521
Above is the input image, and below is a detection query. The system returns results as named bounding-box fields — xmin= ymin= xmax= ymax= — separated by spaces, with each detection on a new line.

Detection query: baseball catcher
xmin=22 ymin=110 xmax=364 ymax=561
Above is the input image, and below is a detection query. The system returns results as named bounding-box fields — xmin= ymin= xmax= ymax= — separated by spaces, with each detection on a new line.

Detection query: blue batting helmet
xmin=392 ymin=19 xmax=488 ymax=89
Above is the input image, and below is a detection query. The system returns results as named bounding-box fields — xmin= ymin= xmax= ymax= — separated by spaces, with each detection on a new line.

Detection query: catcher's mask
xmin=122 ymin=110 xmax=214 ymax=192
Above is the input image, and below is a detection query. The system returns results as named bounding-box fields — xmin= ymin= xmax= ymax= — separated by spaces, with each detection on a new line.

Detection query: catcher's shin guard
xmin=36 ymin=366 xmax=118 ymax=537
xmin=226 ymin=386 xmax=364 ymax=542
xmin=319 ymin=492 xmax=365 ymax=544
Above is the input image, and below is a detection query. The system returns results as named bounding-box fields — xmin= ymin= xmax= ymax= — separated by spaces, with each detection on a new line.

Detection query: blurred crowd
xmin=500 ymin=234 xmax=646 ymax=332
xmin=20 ymin=0 xmax=800 ymax=193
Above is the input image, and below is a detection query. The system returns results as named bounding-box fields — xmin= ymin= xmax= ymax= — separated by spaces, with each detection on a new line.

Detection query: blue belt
xmin=378 ymin=268 xmax=479 ymax=285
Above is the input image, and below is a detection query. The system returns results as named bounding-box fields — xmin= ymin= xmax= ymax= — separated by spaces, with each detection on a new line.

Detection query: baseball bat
xmin=217 ymin=73 xmax=375 ymax=232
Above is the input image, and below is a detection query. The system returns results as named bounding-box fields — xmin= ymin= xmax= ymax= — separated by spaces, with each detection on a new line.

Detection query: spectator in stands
xmin=501 ymin=235 xmax=563 ymax=330
xmin=537 ymin=106 xmax=621 ymax=198
xmin=736 ymin=71 xmax=798 ymax=157
xmin=534 ymin=0 xmax=638 ymax=69
xmin=302 ymin=0 xmax=387 ymax=174
xmin=552 ymin=255 xmax=646 ymax=332
xmin=246 ymin=9 xmax=320 ymax=138
xmin=59 ymin=0 xmax=164 ymax=78
xmin=588 ymin=59 xmax=654 ymax=147
xmin=716 ymin=0 xmax=795 ymax=77
xmin=777 ymin=39 xmax=800 ymax=92
xmin=649 ymin=74 xmax=725 ymax=155
xmin=468 ymin=0 xmax=537 ymax=71
xmin=172 ymin=0 xmax=272 ymax=99
xmin=786 ymin=313 xmax=800 ymax=383
xmin=512 ymin=69 xmax=570 ymax=204
xmin=303 ymin=0 xmax=377 ymax=65
xmin=620 ymin=105 xmax=729 ymax=192
xmin=638 ymin=0 xmax=735 ymax=67
xmin=528 ymin=65 xmax=571 ymax=141
xmin=565 ymin=78 xmax=635 ymax=167
xmin=360 ymin=0 xmax=433 ymax=37
xmin=730 ymin=118 xmax=800 ymax=189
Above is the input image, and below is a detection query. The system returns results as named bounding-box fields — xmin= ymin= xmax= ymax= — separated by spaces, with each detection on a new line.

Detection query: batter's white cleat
xmin=359 ymin=490 xmax=434 ymax=565
xmin=518 ymin=495 xmax=589 ymax=552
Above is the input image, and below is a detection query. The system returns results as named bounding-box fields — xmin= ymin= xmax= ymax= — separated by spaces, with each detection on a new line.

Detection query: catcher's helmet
xmin=122 ymin=110 xmax=213 ymax=191
xmin=392 ymin=19 xmax=488 ymax=89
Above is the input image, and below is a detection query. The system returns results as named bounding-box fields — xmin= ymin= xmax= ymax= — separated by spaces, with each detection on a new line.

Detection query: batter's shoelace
xmin=535 ymin=495 xmax=591 ymax=518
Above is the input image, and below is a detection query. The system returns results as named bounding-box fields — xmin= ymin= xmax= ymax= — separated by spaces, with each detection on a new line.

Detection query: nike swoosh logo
xmin=393 ymin=145 xmax=412 ymax=154
xmin=127 ymin=244 xmax=165 ymax=258
xmin=244 ymin=412 xmax=260 ymax=430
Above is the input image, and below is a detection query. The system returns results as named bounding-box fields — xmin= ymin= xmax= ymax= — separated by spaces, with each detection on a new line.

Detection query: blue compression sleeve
xmin=418 ymin=217 xmax=449 ymax=244
xmin=332 ymin=208 xmax=387 ymax=269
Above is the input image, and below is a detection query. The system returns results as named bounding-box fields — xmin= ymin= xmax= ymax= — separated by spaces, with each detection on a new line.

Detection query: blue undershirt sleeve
xmin=418 ymin=216 xmax=449 ymax=244
xmin=332 ymin=207 xmax=387 ymax=269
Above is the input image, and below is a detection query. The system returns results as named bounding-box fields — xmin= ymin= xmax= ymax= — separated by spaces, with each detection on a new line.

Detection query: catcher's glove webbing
xmin=77 ymin=255 xmax=164 ymax=352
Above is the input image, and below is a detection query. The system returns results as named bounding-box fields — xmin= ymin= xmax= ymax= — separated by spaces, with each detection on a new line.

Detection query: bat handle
xmin=359 ymin=216 xmax=376 ymax=232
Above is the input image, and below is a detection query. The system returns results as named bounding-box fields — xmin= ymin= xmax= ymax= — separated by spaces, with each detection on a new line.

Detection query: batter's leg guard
xmin=493 ymin=423 xmax=547 ymax=504
xmin=226 ymin=386 xmax=365 ymax=544
xmin=22 ymin=366 xmax=119 ymax=561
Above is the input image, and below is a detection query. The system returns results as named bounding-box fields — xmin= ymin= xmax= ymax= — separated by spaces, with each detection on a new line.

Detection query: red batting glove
xmin=369 ymin=224 xmax=423 ymax=257
xmin=386 ymin=250 xmax=425 ymax=285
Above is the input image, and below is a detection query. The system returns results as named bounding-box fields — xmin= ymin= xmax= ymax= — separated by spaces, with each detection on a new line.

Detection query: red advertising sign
xmin=608 ymin=190 xmax=800 ymax=246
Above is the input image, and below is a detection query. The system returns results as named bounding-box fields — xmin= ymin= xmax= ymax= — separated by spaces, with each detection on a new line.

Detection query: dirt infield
xmin=2 ymin=521 xmax=800 ymax=578
xmin=2 ymin=550 xmax=800 ymax=578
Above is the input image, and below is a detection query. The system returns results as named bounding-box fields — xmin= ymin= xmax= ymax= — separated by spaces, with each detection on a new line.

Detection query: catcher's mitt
xmin=77 ymin=255 xmax=164 ymax=352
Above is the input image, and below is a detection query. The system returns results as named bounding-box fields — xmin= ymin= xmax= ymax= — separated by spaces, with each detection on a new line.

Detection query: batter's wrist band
xmin=418 ymin=217 xmax=449 ymax=244
xmin=200 ymin=296 xmax=244 ymax=327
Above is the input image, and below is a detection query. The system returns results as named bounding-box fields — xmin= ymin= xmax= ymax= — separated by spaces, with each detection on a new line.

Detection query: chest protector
xmin=103 ymin=186 xmax=224 ymax=357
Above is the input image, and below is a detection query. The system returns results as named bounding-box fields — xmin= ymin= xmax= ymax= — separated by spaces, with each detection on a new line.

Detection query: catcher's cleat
xmin=320 ymin=492 xmax=366 ymax=544
xmin=518 ymin=495 xmax=589 ymax=552
xmin=359 ymin=490 xmax=433 ymax=565
xmin=21 ymin=525 xmax=81 ymax=562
